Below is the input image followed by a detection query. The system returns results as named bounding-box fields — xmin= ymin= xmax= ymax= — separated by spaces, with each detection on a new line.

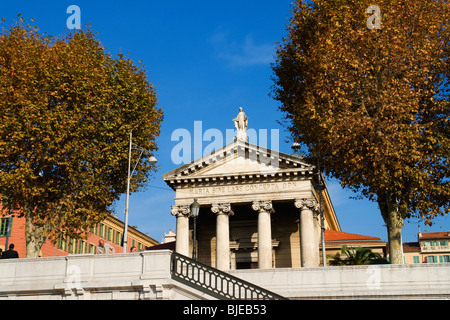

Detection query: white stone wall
xmin=229 ymin=263 xmax=450 ymax=299
xmin=1 ymin=250 xmax=449 ymax=300
xmin=0 ymin=250 xmax=213 ymax=300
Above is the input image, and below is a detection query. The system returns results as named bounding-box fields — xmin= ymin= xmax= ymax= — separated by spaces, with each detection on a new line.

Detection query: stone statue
xmin=233 ymin=107 xmax=248 ymax=142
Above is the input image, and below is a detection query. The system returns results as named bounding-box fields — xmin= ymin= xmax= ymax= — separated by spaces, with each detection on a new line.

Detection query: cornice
xmin=162 ymin=141 xmax=315 ymax=190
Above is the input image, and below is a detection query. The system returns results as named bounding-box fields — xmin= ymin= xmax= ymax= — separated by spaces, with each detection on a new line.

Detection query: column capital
xmin=211 ymin=203 xmax=233 ymax=216
xmin=171 ymin=204 xmax=191 ymax=217
xmin=294 ymin=198 xmax=319 ymax=212
xmin=252 ymin=200 xmax=274 ymax=213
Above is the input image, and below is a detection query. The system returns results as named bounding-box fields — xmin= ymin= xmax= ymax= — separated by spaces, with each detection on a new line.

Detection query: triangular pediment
xmin=162 ymin=141 xmax=315 ymax=188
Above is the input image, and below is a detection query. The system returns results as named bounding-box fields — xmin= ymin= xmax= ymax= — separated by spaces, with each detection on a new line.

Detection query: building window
xmin=78 ymin=240 xmax=86 ymax=254
xmin=440 ymin=255 xmax=450 ymax=263
xmin=426 ymin=255 xmax=437 ymax=263
xmin=0 ymin=217 xmax=12 ymax=237
xmin=57 ymin=235 xmax=67 ymax=252
xmin=115 ymin=230 xmax=122 ymax=245
xmin=99 ymin=224 xmax=105 ymax=238
xmin=68 ymin=238 xmax=74 ymax=254
xmin=91 ymin=224 xmax=98 ymax=235
xmin=413 ymin=256 xmax=420 ymax=264
xmin=107 ymin=227 xmax=113 ymax=242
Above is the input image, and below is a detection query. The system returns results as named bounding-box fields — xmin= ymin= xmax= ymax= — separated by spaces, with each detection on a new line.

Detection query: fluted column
xmin=252 ymin=200 xmax=274 ymax=269
xmin=171 ymin=204 xmax=191 ymax=257
xmin=211 ymin=203 xmax=233 ymax=270
xmin=295 ymin=198 xmax=320 ymax=267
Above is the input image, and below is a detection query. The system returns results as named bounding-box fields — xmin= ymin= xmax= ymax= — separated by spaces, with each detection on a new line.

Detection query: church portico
xmin=169 ymin=197 xmax=326 ymax=270
xmin=163 ymin=108 xmax=341 ymax=271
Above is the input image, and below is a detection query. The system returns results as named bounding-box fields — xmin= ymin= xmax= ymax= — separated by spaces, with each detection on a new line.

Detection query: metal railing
xmin=170 ymin=252 xmax=287 ymax=300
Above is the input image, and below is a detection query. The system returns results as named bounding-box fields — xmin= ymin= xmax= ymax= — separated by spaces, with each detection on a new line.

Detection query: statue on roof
xmin=233 ymin=107 xmax=248 ymax=142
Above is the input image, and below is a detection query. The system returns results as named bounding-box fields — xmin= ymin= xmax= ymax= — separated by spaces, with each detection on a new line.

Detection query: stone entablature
xmin=163 ymin=140 xmax=321 ymax=207
xmin=164 ymin=141 xmax=315 ymax=189
xmin=174 ymin=180 xmax=313 ymax=205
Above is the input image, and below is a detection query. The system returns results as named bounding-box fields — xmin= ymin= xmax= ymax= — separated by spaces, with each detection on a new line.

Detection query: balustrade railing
xmin=170 ymin=252 xmax=287 ymax=300
xmin=421 ymin=245 xmax=450 ymax=252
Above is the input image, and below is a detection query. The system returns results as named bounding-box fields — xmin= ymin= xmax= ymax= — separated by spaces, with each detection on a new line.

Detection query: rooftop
xmin=324 ymin=230 xmax=383 ymax=243
xmin=403 ymin=242 xmax=420 ymax=252
xmin=419 ymin=231 xmax=450 ymax=240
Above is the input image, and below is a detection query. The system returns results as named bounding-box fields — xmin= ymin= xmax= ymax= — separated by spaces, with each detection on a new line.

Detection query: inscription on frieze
xmin=180 ymin=181 xmax=300 ymax=196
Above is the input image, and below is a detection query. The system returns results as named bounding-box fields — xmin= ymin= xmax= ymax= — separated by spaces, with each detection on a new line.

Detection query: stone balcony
xmin=421 ymin=245 xmax=450 ymax=253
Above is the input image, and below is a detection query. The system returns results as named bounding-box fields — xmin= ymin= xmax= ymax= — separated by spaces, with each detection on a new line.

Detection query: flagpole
xmin=123 ymin=131 xmax=132 ymax=253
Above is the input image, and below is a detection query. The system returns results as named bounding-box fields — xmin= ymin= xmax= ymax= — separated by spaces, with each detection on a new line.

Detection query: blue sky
xmin=1 ymin=1 xmax=448 ymax=244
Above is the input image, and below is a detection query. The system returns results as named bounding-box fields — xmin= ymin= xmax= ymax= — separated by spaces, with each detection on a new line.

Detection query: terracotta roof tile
xmin=419 ymin=231 xmax=450 ymax=239
xmin=402 ymin=242 xmax=420 ymax=252
xmin=325 ymin=230 xmax=382 ymax=242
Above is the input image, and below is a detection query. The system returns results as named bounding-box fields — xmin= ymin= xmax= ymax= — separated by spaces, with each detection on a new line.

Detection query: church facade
xmin=163 ymin=108 xmax=343 ymax=271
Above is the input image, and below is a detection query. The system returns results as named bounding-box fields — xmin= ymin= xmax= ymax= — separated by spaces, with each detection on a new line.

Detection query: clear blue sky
xmin=1 ymin=1 xmax=448 ymax=244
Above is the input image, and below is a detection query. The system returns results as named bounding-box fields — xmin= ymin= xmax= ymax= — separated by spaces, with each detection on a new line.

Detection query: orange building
xmin=403 ymin=231 xmax=450 ymax=264
xmin=0 ymin=209 xmax=159 ymax=258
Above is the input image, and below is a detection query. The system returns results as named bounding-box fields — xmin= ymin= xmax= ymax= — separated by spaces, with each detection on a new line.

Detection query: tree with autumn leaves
xmin=0 ymin=19 xmax=163 ymax=257
xmin=272 ymin=0 xmax=449 ymax=263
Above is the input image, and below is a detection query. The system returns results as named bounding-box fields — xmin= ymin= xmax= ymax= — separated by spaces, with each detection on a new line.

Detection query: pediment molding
xmin=162 ymin=141 xmax=315 ymax=189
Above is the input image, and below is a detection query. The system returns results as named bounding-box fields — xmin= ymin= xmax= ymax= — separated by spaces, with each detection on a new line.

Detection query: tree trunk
xmin=378 ymin=191 xmax=404 ymax=264
xmin=386 ymin=209 xmax=404 ymax=264
xmin=24 ymin=205 xmax=48 ymax=258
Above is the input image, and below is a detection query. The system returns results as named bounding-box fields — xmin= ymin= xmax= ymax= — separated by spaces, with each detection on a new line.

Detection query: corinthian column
xmin=211 ymin=203 xmax=233 ymax=270
xmin=295 ymin=198 xmax=320 ymax=267
xmin=171 ymin=204 xmax=191 ymax=257
xmin=252 ymin=200 xmax=274 ymax=269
